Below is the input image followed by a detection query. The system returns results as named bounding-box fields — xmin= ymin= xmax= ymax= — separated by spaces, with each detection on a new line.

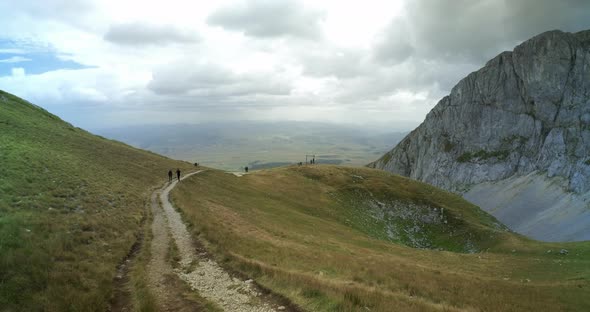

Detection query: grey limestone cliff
xmin=371 ymin=30 xmax=590 ymax=241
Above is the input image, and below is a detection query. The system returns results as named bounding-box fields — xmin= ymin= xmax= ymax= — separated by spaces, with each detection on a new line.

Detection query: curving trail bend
xmin=149 ymin=171 xmax=277 ymax=312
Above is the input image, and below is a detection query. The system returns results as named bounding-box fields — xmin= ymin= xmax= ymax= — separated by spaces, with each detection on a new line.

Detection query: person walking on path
xmin=176 ymin=168 xmax=181 ymax=181
xmin=168 ymin=170 xmax=173 ymax=182
xmin=245 ymin=166 xmax=249 ymax=173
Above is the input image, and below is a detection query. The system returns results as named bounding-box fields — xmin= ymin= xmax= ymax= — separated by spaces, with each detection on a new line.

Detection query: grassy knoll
xmin=0 ymin=90 xmax=194 ymax=311
xmin=173 ymin=165 xmax=590 ymax=311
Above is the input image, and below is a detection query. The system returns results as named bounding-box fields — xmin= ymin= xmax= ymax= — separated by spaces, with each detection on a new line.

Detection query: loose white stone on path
xmin=160 ymin=171 xmax=276 ymax=312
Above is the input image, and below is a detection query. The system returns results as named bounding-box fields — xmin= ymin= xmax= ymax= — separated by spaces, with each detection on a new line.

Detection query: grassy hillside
xmin=0 ymin=90 xmax=194 ymax=311
xmin=172 ymin=165 xmax=590 ymax=311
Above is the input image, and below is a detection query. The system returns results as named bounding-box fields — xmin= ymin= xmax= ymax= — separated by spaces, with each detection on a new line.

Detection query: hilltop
xmin=172 ymin=165 xmax=590 ymax=311
xmin=370 ymin=30 xmax=590 ymax=241
xmin=0 ymin=90 xmax=194 ymax=311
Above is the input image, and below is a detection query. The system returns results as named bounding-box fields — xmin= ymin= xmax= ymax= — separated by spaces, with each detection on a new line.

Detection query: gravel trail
xmin=147 ymin=184 xmax=177 ymax=310
xmin=158 ymin=171 xmax=277 ymax=312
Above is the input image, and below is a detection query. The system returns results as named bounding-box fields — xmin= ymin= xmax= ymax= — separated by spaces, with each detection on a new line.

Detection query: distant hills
xmin=96 ymin=122 xmax=407 ymax=170
xmin=371 ymin=30 xmax=590 ymax=242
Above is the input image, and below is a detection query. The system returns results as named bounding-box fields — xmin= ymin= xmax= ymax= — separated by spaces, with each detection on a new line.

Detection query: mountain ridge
xmin=371 ymin=29 xmax=590 ymax=241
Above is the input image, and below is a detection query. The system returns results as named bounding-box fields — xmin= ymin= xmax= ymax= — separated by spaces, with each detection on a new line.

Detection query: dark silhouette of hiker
xmin=176 ymin=169 xmax=181 ymax=181
xmin=245 ymin=166 xmax=249 ymax=173
xmin=168 ymin=170 xmax=173 ymax=182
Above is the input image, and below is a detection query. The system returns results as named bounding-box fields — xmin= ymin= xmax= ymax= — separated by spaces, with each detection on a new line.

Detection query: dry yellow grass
xmin=172 ymin=166 xmax=590 ymax=311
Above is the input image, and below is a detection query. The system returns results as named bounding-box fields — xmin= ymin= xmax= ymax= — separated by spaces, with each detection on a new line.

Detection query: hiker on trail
xmin=245 ymin=166 xmax=249 ymax=173
xmin=176 ymin=168 xmax=181 ymax=181
xmin=168 ymin=170 xmax=173 ymax=182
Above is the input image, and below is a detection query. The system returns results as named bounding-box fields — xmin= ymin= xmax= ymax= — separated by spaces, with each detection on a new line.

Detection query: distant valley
xmin=96 ymin=122 xmax=407 ymax=171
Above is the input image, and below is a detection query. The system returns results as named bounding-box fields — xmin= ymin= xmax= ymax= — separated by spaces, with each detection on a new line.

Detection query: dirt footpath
xmin=149 ymin=171 xmax=283 ymax=312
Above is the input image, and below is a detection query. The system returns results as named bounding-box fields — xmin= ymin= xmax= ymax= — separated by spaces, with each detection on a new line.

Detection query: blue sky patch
xmin=0 ymin=39 xmax=89 ymax=76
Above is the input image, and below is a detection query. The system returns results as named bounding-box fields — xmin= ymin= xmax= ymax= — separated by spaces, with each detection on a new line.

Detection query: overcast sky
xmin=0 ymin=0 xmax=589 ymax=131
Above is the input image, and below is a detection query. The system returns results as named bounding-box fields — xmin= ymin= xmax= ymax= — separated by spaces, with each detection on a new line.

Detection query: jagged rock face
xmin=372 ymin=30 xmax=590 ymax=195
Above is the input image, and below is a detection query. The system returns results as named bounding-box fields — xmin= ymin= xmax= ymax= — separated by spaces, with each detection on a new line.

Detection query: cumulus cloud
xmin=372 ymin=19 xmax=414 ymax=65
xmin=1 ymin=0 xmax=590 ymax=130
xmin=104 ymin=22 xmax=199 ymax=46
xmin=0 ymin=67 xmax=139 ymax=106
xmin=207 ymin=0 xmax=324 ymax=39
xmin=148 ymin=61 xmax=291 ymax=100
xmin=375 ymin=0 xmax=590 ymax=65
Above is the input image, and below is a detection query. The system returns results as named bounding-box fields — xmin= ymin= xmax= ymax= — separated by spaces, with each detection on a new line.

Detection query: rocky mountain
xmin=370 ymin=30 xmax=590 ymax=242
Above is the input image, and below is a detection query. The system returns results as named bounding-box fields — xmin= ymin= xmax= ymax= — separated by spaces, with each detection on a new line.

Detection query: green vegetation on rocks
xmin=442 ymin=139 xmax=455 ymax=152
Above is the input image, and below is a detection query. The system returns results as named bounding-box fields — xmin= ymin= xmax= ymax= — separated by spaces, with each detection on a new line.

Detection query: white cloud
xmin=299 ymin=47 xmax=370 ymax=78
xmin=0 ymin=0 xmax=588 ymax=130
xmin=207 ymin=0 xmax=324 ymax=39
xmin=0 ymin=56 xmax=32 ymax=63
xmin=0 ymin=49 xmax=28 ymax=54
xmin=104 ymin=22 xmax=200 ymax=45
xmin=11 ymin=68 xmax=26 ymax=77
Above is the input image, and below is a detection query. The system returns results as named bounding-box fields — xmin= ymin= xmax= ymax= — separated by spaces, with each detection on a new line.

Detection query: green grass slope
xmin=173 ymin=165 xmax=590 ymax=311
xmin=0 ymin=90 xmax=194 ymax=311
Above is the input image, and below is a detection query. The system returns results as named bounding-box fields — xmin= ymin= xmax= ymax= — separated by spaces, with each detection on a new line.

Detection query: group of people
xmin=168 ymin=168 xmax=181 ymax=182
xmin=168 ymin=162 xmax=203 ymax=181
xmin=170 ymin=158 xmax=320 ymax=180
